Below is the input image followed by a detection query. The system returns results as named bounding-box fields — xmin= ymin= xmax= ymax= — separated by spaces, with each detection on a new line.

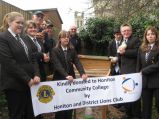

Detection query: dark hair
xmin=33 ymin=11 xmax=44 ymax=16
xmin=113 ymin=27 xmax=120 ymax=34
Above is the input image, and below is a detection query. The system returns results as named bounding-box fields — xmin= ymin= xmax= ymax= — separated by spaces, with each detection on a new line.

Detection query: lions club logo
xmin=122 ymin=76 xmax=138 ymax=93
xmin=37 ymin=85 xmax=55 ymax=103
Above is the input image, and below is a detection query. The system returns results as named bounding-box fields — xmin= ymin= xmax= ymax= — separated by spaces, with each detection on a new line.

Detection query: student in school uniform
xmin=0 ymin=12 xmax=40 ymax=119
xmin=136 ymin=26 xmax=159 ymax=119
xmin=108 ymin=27 xmax=122 ymax=75
xmin=23 ymin=20 xmax=49 ymax=82
xmin=51 ymin=30 xmax=87 ymax=119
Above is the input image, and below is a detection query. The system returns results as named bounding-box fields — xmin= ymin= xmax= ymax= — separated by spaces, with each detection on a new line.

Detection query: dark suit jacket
xmin=51 ymin=46 xmax=85 ymax=80
xmin=136 ymin=45 xmax=159 ymax=88
xmin=0 ymin=30 xmax=39 ymax=91
xmin=70 ymin=34 xmax=81 ymax=54
xmin=108 ymin=40 xmax=122 ymax=75
xmin=23 ymin=35 xmax=44 ymax=61
xmin=23 ymin=35 xmax=46 ymax=81
xmin=119 ymin=36 xmax=141 ymax=74
xmin=108 ymin=40 xmax=119 ymax=57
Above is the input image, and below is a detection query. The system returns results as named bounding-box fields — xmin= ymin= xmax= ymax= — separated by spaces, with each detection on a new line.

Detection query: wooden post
xmin=102 ymin=106 xmax=108 ymax=119
xmin=74 ymin=55 xmax=111 ymax=119
xmin=73 ymin=109 xmax=76 ymax=119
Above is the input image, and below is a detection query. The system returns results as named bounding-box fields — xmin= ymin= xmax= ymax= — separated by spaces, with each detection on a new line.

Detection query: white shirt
xmin=61 ymin=45 xmax=67 ymax=51
xmin=8 ymin=28 xmax=16 ymax=38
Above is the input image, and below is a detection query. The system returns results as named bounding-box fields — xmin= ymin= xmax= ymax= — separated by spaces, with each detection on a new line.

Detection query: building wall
xmin=0 ymin=0 xmax=63 ymax=39
xmin=0 ymin=0 xmax=31 ymax=28
xmin=42 ymin=10 xmax=62 ymax=40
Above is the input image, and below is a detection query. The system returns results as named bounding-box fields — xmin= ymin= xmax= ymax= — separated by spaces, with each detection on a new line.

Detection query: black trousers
xmin=5 ymin=89 xmax=35 ymax=119
xmin=55 ymin=110 xmax=73 ymax=119
xmin=125 ymin=99 xmax=141 ymax=118
xmin=142 ymin=88 xmax=159 ymax=119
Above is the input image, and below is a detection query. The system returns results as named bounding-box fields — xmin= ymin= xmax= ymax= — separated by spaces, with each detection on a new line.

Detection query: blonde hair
xmin=0 ymin=12 xmax=23 ymax=31
xmin=120 ymin=23 xmax=132 ymax=31
xmin=7 ymin=12 xmax=23 ymax=23
xmin=24 ymin=20 xmax=36 ymax=33
xmin=0 ymin=13 xmax=9 ymax=31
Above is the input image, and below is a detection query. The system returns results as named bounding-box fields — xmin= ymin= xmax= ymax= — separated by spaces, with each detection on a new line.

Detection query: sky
xmin=3 ymin=0 xmax=92 ymax=30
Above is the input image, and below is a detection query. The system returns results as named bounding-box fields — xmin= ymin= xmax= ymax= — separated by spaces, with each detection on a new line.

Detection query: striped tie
xmin=33 ymin=38 xmax=41 ymax=52
xmin=145 ymin=46 xmax=151 ymax=63
xmin=15 ymin=35 xmax=29 ymax=58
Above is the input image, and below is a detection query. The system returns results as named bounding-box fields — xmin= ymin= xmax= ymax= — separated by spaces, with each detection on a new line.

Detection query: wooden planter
xmin=75 ymin=55 xmax=111 ymax=77
xmin=75 ymin=55 xmax=111 ymax=119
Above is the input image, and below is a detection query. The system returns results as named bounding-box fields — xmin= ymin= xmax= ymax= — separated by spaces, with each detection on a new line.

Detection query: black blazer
xmin=23 ymin=35 xmax=44 ymax=63
xmin=51 ymin=46 xmax=85 ymax=80
xmin=23 ymin=35 xmax=47 ymax=81
xmin=119 ymin=36 xmax=141 ymax=74
xmin=108 ymin=40 xmax=122 ymax=75
xmin=108 ymin=40 xmax=122 ymax=57
xmin=0 ymin=30 xmax=39 ymax=91
xmin=136 ymin=45 xmax=159 ymax=88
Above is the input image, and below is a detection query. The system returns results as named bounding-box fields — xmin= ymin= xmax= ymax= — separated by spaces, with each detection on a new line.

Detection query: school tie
xmin=116 ymin=41 xmax=120 ymax=49
xmin=145 ymin=45 xmax=151 ymax=63
xmin=63 ymin=50 xmax=69 ymax=73
xmin=15 ymin=34 xmax=29 ymax=58
xmin=33 ymin=38 xmax=41 ymax=52
xmin=64 ymin=50 xmax=67 ymax=59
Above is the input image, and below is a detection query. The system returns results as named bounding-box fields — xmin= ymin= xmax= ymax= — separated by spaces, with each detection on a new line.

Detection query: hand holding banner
xmin=31 ymin=73 xmax=142 ymax=116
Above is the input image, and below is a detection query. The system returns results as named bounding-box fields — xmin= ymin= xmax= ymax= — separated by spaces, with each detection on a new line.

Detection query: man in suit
xmin=108 ymin=27 xmax=122 ymax=75
xmin=0 ymin=12 xmax=40 ymax=119
xmin=118 ymin=23 xmax=141 ymax=119
xmin=69 ymin=25 xmax=81 ymax=54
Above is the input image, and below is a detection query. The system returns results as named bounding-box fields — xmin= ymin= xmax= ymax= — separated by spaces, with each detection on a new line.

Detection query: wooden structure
xmin=47 ymin=55 xmax=111 ymax=80
xmin=76 ymin=55 xmax=111 ymax=77
xmin=74 ymin=55 xmax=111 ymax=119
xmin=0 ymin=0 xmax=31 ymax=27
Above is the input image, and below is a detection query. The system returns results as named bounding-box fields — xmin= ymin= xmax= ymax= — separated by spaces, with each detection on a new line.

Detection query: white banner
xmin=31 ymin=73 xmax=142 ymax=116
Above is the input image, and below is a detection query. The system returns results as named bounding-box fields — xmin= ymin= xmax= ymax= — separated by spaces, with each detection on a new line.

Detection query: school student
xmin=137 ymin=26 xmax=159 ymax=119
xmin=51 ymin=30 xmax=87 ymax=119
